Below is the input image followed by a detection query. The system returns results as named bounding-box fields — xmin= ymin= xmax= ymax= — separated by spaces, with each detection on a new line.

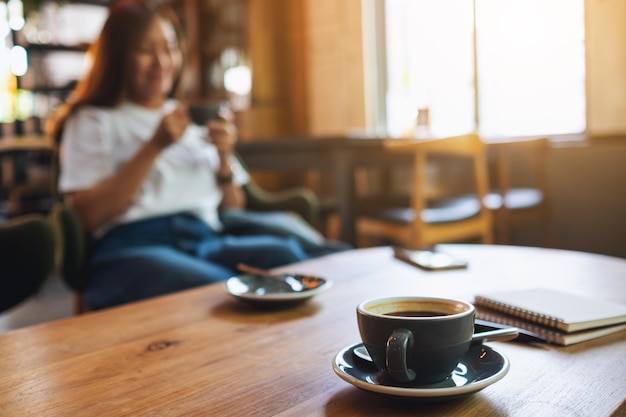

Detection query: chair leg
xmin=73 ymin=293 xmax=88 ymax=315
xmin=495 ymin=209 xmax=510 ymax=244
xmin=542 ymin=213 xmax=555 ymax=248
xmin=324 ymin=213 xmax=340 ymax=241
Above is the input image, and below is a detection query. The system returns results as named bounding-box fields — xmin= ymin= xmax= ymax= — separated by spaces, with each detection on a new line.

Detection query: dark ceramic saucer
xmin=224 ymin=273 xmax=331 ymax=305
xmin=332 ymin=342 xmax=509 ymax=400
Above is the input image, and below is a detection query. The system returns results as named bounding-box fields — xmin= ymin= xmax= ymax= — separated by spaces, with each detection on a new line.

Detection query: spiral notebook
xmin=475 ymin=306 xmax=626 ymax=346
xmin=474 ymin=288 xmax=626 ymax=334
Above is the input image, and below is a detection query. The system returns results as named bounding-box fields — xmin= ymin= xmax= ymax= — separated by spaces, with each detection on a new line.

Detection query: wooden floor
xmin=0 ymin=272 xmax=74 ymax=333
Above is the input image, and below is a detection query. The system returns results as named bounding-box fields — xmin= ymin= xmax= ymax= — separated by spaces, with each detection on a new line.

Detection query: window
xmin=381 ymin=0 xmax=586 ymax=138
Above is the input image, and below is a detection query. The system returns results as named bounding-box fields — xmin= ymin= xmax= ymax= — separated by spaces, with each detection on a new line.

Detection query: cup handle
xmin=386 ymin=329 xmax=416 ymax=383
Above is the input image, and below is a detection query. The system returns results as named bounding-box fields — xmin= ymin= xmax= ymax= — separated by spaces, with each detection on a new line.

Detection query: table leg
xmin=333 ymin=147 xmax=356 ymax=245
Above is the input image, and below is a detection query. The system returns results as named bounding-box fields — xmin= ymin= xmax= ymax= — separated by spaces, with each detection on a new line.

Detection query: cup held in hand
xmin=357 ymin=296 xmax=475 ymax=384
xmin=188 ymin=102 xmax=228 ymax=125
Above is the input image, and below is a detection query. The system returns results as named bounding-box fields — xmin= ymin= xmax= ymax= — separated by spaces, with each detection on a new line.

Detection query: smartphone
xmin=393 ymin=247 xmax=468 ymax=271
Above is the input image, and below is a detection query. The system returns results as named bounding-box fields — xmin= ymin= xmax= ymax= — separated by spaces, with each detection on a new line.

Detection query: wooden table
xmin=0 ymin=135 xmax=53 ymax=153
xmin=237 ymin=135 xmax=529 ymax=245
xmin=0 ymin=135 xmax=54 ymax=180
xmin=1 ymin=244 xmax=625 ymax=416
xmin=237 ymin=135 xmax=413 ymax=245
xmin=0 ymin=135 xmax=55 ymax=215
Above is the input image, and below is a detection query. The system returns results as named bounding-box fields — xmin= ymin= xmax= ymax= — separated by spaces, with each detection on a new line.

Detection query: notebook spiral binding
xmin=474 ymin=296 xmax=565 ymax=329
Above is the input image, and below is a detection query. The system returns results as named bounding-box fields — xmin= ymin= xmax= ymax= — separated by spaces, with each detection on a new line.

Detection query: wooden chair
xmin=355 ymin=133 xmax=493 ymax=249
xmin=484 ymin=137 xmax=553 ymax=246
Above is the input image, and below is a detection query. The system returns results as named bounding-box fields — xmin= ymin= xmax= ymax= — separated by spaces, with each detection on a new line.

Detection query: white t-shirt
xmin=59 ymin=100 xmax=249 ymax=236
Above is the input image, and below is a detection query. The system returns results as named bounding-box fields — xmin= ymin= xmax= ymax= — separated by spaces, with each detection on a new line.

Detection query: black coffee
xmin=385 ymin=311 xmax=447 ymax=317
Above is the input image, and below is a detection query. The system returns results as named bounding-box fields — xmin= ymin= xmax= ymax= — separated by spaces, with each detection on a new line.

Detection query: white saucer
xmin=224 ymin=273 xmax=331 ymax=305
xmin=332 ymin=342 xmax=509 ymax=400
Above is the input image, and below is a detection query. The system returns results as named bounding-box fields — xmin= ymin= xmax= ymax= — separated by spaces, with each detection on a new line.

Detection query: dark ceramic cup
xmin=357 ymin=296 xmax=475 ymax=384
xmin=188 ymin=102 xmax=228 ymax=125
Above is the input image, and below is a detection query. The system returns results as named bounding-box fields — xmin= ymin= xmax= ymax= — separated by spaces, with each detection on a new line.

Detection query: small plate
xmin=332 ymin=342 xmax=509 ymax=400
xmin=224 ymin=273 xmax=331 ymax=305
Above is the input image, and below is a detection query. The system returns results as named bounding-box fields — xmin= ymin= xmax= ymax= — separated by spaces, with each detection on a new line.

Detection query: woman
xmin=48 ymin=0 xmax=307 ymax=310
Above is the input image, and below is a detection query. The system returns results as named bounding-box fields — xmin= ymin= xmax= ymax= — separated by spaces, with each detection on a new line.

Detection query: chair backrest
xmin=387 ymin=132 xmax=491 ymax=218
xmin=235 ymin=152 xmax=321 ymax=227
xmin=489 ymin=137 xmax=550 ymax=202
xmin=486 ymin=137 xmax=552 ymax=245
xmin=50 ymin=204 xmax=90 ymax=292
xmin=0 ymin=214 xmax=56 ymax=312
xmin=356 ymin=133 xmax=493 ymax=248
xmin=49 ymin=204 xmax=92 ymax=314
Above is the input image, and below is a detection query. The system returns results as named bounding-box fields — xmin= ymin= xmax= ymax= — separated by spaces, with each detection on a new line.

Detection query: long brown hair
xmin=47 ymin=0 xmax=187 ymax=143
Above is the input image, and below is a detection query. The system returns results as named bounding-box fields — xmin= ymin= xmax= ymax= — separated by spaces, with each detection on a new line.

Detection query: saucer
xmin=224 ymin=273 xmax=331 ymax=305
xmin=332 ymin=342 xmax=509 ymax=400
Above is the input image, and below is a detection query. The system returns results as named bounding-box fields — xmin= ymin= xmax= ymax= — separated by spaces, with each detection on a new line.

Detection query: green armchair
xmin=52 ymin=177 xmax=322 ymax=313
xmin=242 ymin=180 xmax=320 ymax=227
xmin=0 ymin=214 xmax=56 ymax=312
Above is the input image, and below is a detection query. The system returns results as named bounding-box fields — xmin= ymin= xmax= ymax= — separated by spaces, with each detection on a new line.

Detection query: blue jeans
xmin=84 ymin=213 xmax=307 ymax=310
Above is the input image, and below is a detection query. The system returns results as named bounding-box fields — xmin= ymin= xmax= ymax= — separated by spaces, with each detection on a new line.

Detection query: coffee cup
xmin=188 ymin=102 xmax=228 ymax=125
xmin=357 ymin=296 xmax=475 ymax=384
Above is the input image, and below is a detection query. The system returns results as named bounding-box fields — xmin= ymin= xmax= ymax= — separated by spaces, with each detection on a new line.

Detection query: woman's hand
xmin=68 ymin=103 xmax=191 ymax=232
xmin=208 ymin=109 xmax=239 ymax=179
xmin=150 ymin=103 xmax=190 ymax=150
xmin=207 ymin=112 xmax=238 ymax=158
xmin=206 ymin=108 xmax=245 ymax=209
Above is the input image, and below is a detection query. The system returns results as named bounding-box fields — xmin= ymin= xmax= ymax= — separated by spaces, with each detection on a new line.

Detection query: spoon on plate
xmin=353 ymin=327 xmax=519 ymax=363
xmin=236 ymin=263 xmax=305 ymax=292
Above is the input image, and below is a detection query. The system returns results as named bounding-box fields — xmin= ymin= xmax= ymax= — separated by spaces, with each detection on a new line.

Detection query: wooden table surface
xmin=1 ymin=245 xmax=625 ymax=416
xmin=0 ymin=134 xmax=54 ymax=189
xmin=0 ymin=135 xmax=53 ymax=153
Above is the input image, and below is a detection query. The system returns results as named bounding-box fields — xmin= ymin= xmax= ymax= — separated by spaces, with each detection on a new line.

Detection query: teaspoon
xmin=353 ymin=327 xmax=519 ymax=363
xmin=236 ymin=263 xmax=305 ymax=292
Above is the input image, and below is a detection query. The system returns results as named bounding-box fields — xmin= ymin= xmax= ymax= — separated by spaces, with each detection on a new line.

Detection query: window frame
xmin=364 ymin=0 xmax=588 ymax=143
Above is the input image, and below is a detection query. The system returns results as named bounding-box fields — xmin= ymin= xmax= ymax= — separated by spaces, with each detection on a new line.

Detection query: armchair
xmin=53 ymin=174 xmax=323 ymax=314
xmin=0 ymin=214 xmax=56 ymax=312
xmin=242 ymin=179 xmax=320 ymax=227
